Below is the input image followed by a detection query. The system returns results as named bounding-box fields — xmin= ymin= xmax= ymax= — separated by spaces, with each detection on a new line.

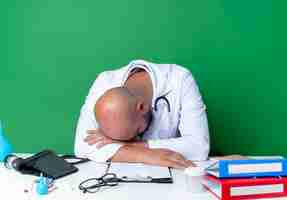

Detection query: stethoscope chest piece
xmin=154 ymin=96 xmax=171 ymax=112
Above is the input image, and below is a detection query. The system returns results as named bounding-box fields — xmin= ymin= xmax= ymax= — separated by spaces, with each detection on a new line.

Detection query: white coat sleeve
xmin=74 ymin=73 xmax=123 ymax=162
xmin=148 ymin=73 xmax=210 ymax=161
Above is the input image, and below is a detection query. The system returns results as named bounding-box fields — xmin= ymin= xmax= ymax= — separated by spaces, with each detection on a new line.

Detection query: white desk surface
xmin=0 ymin=154 xmax=286 ymax=200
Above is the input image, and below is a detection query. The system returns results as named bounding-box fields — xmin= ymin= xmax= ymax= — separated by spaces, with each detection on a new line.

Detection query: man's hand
xmin=84 ymin=129 xmax=147 ymax=149
xmin=111 ymin=146 xmax=196 ymax=170
xmin=139 ymin=148 xmax=196 ymax=169
xmin=84 ymin=129 xmax=122 ymax=148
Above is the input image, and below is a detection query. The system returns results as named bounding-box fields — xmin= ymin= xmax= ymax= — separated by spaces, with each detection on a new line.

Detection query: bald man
xmin=74 ymin=60 xmax=210 ymax=169
xmin=94 ymin=87 xmax=151 ymax=141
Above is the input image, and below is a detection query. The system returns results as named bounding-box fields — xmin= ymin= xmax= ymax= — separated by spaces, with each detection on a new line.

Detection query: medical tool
xmin=154 ymin=96 xmax=171 ymax=112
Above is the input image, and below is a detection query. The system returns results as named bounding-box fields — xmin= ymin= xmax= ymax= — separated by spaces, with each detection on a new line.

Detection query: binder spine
xmin=218 ymin=159 xmax=287 ymax=178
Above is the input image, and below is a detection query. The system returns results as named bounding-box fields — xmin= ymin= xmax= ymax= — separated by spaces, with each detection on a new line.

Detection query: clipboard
xmin=107 ymin=163 xmax=173 ymax=184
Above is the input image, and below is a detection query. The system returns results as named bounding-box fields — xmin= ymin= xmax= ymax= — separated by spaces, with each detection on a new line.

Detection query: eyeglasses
xmin=78 ymin=173 xmax=119 ymax=193
xmin=78 ymin=172 xmax=173 ymax=193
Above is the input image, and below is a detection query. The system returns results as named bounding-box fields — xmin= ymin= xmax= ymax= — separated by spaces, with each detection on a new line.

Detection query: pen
xmin=116 ymin=176 xmax=173 ymax=184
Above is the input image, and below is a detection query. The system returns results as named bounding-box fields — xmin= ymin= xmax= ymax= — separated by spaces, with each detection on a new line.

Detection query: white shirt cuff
xmin=147 ymin=140 xmax=162 ymax=149
xmin=86 ymin=143 xmax=124 ymax=162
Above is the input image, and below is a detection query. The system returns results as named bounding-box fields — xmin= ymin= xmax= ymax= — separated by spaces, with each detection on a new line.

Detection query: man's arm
xmin=84 ymin=129 xmax=194 ymax=169
xmin=110 ymin=145 xmax=194 ymax=169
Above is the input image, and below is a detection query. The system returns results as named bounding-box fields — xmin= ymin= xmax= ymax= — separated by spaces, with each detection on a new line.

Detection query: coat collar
xmin=121 ymin=59 xmax=173 ymax=107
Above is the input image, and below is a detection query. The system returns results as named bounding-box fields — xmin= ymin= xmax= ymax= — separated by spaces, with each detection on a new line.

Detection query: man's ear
xmin=135 ymin=99 xmax=149 ymax=114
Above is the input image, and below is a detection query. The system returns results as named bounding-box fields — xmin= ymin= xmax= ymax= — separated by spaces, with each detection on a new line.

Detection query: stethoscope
xmin=154 ymin=96 xmax=171 ymax=112
xmin=129 ymin=63 xmax=171 ymax=113
xmin=139 ymin=95 xmax=171 ymax=136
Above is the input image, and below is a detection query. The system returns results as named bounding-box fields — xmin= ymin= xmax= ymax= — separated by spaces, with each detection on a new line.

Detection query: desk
xmin=0 ymin=154 xmax=286 ymax=200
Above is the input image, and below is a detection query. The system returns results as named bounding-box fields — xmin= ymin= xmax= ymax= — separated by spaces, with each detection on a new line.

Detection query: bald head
xmin=95 ymin=87 xmax=138 ymax=140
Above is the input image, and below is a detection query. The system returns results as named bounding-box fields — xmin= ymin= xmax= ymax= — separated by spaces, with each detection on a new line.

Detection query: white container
xmin=184 ymin=166 xmax=205 ymax=194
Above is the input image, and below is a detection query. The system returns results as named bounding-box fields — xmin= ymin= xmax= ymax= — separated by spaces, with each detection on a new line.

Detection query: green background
xmin=1 ymin=1 xmax=286 ymax=156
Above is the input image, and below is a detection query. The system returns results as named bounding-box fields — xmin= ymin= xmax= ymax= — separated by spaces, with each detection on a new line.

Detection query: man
xmin=74 ymin=60 xmax=210 ymax=169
